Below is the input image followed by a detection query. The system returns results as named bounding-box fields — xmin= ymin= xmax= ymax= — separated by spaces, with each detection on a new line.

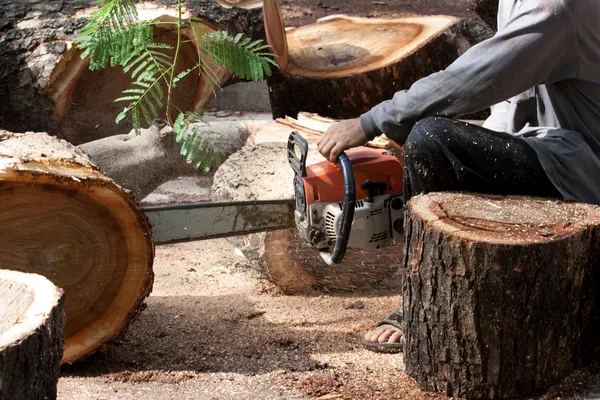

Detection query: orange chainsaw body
xmin=302 ymin=150 xmax=404 ymax=204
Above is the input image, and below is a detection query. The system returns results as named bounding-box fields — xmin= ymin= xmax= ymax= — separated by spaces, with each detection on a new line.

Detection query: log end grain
xmin=0 ymin=270 xmax=65 ymax=400
xmin=403 ymin=192 xmax=600 ymax=399
xmin=0 ymin=131 xmax=154 ymax=364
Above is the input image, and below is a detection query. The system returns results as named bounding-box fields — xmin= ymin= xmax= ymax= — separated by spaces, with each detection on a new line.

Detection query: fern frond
xmin=200 ymin=31 xmax=277 ymax=82
xmin=76 ymin=0 xmax=152 ymax=70
xmin=171 ymin=112 xmax=216 ymax=171
xmin=114 ymin=45 xmax=173 ymax=133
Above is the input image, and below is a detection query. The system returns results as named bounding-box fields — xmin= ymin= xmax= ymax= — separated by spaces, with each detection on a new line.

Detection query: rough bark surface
xmin=402 ymin=192 xmax=600 ymax=399
xmin=469 ymin=0 xmax=499 ymax=30
xmin=79 ymin=119 xmax=250 ymax=200
xmin=0 ymin=270 xmax=65 ymax=400
xmin=267 ymin=17 xmax=493 ymax=120
xmin=0 ymin=130 xmax=154 ymax=364
xmin=0 ymin=0 xmax=264 ymax=140
xmin=212 ymin=141 xmax=403 ymax=294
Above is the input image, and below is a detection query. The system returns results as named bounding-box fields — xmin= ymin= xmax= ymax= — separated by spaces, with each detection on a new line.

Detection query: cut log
xmin=402 ymin=192 xmax=600 ymax=398
xmin=262 ymin=0 xmax=494 ymax=120
xmin=0 ymin=1 xmax=264 ymax=144
xmin=0 ymin=270 xmax=64 ymax=400
xmin=0 ymin=130 xmax=154 ymax=364
xmin=79 ymin=119 xmax=250 ymax=200
xmin=211 ymin=139 xmax=403 ymax=294
xmin=469 ymin=0 xmax=499 ymax=30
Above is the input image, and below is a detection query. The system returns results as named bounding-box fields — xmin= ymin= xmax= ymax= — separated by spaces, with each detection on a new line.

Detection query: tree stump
xmin=402 ymin=192 xmax=600 ymax=399
xmin=0 ymin=0 xmax=264 ymax=143
xmin=0 ymin=269 xmax=64 ymax=400
xmin=262 ymin=0 xmax=494 ymax=119
xmin=0 ymin=130 xmax=154 ymax=364
xmin=211 ymin=140 xmax=403 ymax=294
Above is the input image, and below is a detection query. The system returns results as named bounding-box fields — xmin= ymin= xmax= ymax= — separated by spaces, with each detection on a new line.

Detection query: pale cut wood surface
xmin=0 ymin=130 xmax=154 ymax=364
xmin=0 ymin=269 xmax=64 ymax=400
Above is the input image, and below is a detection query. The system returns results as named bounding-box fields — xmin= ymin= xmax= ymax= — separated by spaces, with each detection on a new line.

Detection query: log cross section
xmin=402 ymin=193 xmax=600 ymax=399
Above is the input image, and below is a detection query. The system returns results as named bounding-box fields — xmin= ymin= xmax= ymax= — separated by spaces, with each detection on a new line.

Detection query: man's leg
xmin=363 ymin=117 xmax=562 ymax=352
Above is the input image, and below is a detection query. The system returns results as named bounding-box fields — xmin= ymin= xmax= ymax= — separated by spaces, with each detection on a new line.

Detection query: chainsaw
xmin=142 ymin=131 xmax=404 ymax=265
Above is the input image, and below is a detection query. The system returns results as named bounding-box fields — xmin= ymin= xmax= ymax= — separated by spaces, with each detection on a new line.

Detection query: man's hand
xmin=317 ymin=118 xmax=369 ymax=163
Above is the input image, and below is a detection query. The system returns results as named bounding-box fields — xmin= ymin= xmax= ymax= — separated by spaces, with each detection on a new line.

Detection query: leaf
xmin=201 ymin=31 xmax=278 ymax=82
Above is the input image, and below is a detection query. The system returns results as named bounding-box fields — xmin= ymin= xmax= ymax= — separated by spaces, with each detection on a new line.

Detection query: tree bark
xmin=0 ymin=0 xmax=264 ymax=143
xmin=469 ymin=0 xmax=499 ymax=30
xmin=402 ymin=192 xmax=600 ymax=399
xmin=211 ymin=140 xmax=403 ymax=294
xmin=0 ymin=269 xmax=64 ymax=400
xmin=79 ymin=119 xmax=250 ymax=201
xmin=265 ymin=14 xmax=494 ymax=120
xmin=0 ymin=130 xmax=154 ymax=364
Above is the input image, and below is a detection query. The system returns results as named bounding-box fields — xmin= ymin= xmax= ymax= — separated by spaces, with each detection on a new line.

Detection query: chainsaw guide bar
xmin=141 ymin=200 xmax=296 ymax=245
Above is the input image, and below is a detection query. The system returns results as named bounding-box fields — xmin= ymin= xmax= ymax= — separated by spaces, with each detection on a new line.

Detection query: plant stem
xmin=166 ymin=0 xmax=183 ymax=125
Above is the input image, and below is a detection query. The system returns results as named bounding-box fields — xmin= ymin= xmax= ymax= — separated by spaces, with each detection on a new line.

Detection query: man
xmin=317 ymin=0 xmax=600 ymax=353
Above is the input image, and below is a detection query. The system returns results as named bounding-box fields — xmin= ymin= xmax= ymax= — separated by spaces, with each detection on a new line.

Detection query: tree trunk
xmin=402 ymin=192 xmax=600 ymax=399
xmin=0 ymin=130 xmax=154 ymax=364
xmin=264 ymin=9 xmax=494 ymax=120
xmin=0 ymin=269 xmax=64 ymax=400
xmin=79 ymin=119 xmax=250 ymax=200
xmin=469 ymin=0 xmax=499 ymax=30
xmin=0 ymin=0 xmax=264 ymax=144
xmin=211 ymin=139 xmax=403 ymax=294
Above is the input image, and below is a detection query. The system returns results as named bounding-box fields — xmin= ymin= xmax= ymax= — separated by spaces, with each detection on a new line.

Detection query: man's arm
xmin=360 ymin=0 xmax=578 ymax=143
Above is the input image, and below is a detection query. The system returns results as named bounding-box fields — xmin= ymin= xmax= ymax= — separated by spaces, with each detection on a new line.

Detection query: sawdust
xmin=57 ymin=235 xmax=599 ymax=400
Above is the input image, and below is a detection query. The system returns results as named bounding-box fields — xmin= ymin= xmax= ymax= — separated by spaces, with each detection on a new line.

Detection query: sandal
xmin=361 ymin=308 xmax=404 ymax=353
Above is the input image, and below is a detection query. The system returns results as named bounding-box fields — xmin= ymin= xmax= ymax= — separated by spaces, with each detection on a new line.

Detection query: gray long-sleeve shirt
xmin=360 ymin=0 xmax=600 ymax=205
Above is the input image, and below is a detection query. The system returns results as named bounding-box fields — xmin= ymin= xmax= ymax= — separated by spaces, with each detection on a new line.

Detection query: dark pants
xmin=402 ymin=117 xmax=562 ymax=202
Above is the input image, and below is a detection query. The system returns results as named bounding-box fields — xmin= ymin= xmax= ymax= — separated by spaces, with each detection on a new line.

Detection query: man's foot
xmin=361 ymin=309 xmax=404 ymax=353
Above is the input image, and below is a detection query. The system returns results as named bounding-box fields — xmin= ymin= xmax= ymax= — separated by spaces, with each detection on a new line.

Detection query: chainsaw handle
xmin=320 ymin=152 xmax=356 ymax=265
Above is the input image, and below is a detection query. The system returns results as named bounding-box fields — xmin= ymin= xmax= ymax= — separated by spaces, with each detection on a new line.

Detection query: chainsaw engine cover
xmin=302 ymin=150 xmax=403 ymax=205
xmin=288 ymin=131 xmax=404 ymax=255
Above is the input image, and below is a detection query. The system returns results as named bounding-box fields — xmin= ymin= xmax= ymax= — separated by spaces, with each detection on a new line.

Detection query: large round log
xmin=0 ymin=1 xmax=264 ymax=143
xmin=211 ymin=140 xmax=403 ymax=294
xmin=263 ymin=0 xmax=494 ymax=120
xmin=0 ymin=130 xmax=154 ymax=364
xmin=0 ymin=269 xmax=64 ymax=400
xmin=402 ymin=192 xmax=600 ymax=399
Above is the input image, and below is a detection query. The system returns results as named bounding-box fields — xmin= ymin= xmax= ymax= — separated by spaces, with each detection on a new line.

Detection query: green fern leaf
xmin=75 ymin=0 xmax=153 ymax=70
xmin=201 ymin=31 xmax=277 ymax=82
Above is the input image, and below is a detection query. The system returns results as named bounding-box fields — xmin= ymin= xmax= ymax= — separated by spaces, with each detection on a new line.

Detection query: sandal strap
xmin=376 ymin=308 xmax=403 ymax=330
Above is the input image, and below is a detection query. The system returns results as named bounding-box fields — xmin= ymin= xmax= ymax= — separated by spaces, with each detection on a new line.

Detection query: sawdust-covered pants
xmin=402 ymin=117 xmax=562 ymax=202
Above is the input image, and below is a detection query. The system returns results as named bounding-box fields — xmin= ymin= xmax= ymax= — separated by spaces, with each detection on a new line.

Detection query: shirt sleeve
xmin=360 ymin=0 xmax=578 ymax=142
